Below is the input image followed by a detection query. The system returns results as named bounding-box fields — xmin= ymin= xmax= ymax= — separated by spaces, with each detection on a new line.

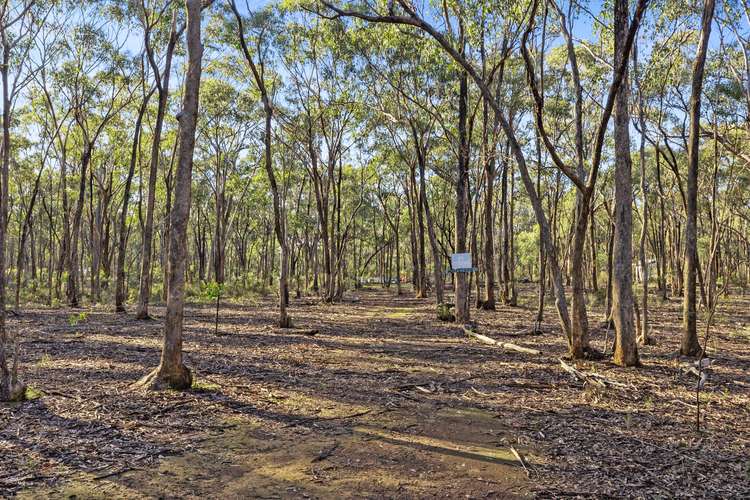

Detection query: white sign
xmin=451 ymin=253 xmax=472 ymax=270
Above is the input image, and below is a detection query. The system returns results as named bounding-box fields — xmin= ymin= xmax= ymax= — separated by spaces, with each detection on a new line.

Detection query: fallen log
xmin=462 ymin=327 xmax=541 ymax=355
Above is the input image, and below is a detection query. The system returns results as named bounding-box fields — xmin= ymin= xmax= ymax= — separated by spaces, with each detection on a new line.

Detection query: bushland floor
xmin=1 ymin=284 xmax=749 ymax=498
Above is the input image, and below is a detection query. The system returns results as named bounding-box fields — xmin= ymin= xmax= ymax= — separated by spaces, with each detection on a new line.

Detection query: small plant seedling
xmin=68 ymin=312 xmax=88 ymax=327
xmin=203 ymin=281 xmax=224 ymax=335
xmin=24 ymin=386 xmax=43 ymax=400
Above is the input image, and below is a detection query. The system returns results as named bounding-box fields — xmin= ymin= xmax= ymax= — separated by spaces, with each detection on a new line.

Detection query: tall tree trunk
xmin=15 ymin=164 xmax=44 ymax=310
xmin=116 ymin=85 xmax=152 ymax=312
xmin=416 ymin=163 xmax=427 ymax=298
xmin=683 ymin=0 xmax=715 ymax=356
xmin=612 ymin=0 xmax=638 ymax=366
xmin=481 ymin=125 xmax=496 ymax=310
xmin=635 ymin=42 xmax=650 ymax=343
xmin=136 ymin=22 xmax=177 ymax=319
xmin=655 ymin=144 xmax=668 ymax=299
xmin=0 ymin=28 xmax=23 ymax=400
xmin=137 ymin=0 xmax=204 ymax=390
xmin=67 ymin=142 xmax=92 ymax=308
xmin=454 ymin=55 xmax=470 ymax=324
xmin=231 ymin=0 xmax=290 ymax=327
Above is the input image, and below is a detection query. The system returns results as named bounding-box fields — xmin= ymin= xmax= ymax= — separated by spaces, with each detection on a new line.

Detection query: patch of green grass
xmin=191 ymin=380 xmax=221 ymax=393
xmin=25 ymin=386 xmax=43 ymax=400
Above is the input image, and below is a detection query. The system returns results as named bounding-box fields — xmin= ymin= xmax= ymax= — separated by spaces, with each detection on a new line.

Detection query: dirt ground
xmin=1 ymin=284 xmax=749 ymax=498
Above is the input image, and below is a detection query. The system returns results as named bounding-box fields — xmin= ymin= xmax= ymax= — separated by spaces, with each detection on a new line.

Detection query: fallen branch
xmin=558 ymin=359 xmax=628 ymax=389
xmin=94 ymin=466 xmax=134 ymax=481
xmin=510 ymin=446 xmax=531 ymax=477
xmin=311 ymin=441 xmax=339 ymax=462
xmin=463 ymin=327 xmax=541 ymax=355
xmin=267 ymin=327 xmax=319 ymax=336
xmin=286 ymin=408 xmax=373 ymax=427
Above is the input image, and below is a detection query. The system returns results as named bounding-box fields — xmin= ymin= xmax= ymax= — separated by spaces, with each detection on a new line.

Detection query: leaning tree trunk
xmin=230 ymin=0 xmax=290 ymax=327
xmin=136 ymin=0 xmax=204 ymax=390
xmin=136 ymin=15 xmax=178 ymax=319
xmin=15 ymin=164 xmax=44 ymax=310
xmin=136 ymin=93 xmax=168 ymax=318
xmin=683 ymin=0 xmax=715 ymax=356
xmin=115 ymin=87 xmax=152 ymax=312
xmin=611 ymin=0 xmax=638 ymax=367
xmin=67 ymin=142 xmax=92 ymax=308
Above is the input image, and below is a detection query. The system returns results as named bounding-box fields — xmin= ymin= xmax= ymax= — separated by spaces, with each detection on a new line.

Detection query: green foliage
xmin=67 ymin=312 xmax=88 ymax=327
xmin=24 ymin=386 xmax=43 ymax=401
xmin=201 ymin=281 xmax=224 ymax=301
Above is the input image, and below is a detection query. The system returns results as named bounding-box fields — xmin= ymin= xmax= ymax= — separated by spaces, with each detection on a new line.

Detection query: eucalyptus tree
xmin=229 ymin=0 xmax=292 ymax=326
xmin=54 ymin=9 xmax=135 ymax=307
xmin=522 ymin=0 xmax=647 ymax=362
xmin=683 ymin=0 xmax=716 ymax=356
xmin=134 ymin=0 xmax=182 ymax=319
xmin=611 ymin=0 xmax=639 ymax=366
xmin=281 ymin=9 xmax=363 ymax=303
xmin=11 ymin=2 xmax=60 ymax=310
xmin=0 ymin=0 xmax=54 ymax=401
xmin=195 ymin=77 xmax=257 ymax=285
xmin=137 ymin=0 xmax=204 ymax=390
xmin=115 ymin=57 xmax=155 ymax=312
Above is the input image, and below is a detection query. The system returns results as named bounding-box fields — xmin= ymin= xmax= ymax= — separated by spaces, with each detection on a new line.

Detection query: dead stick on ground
xmin=311 ymin=441 xmax=339 ymax=462
xmin=559 ymin=358 xmax=626 ymax=389
xmin=510 ymin=446 xmax=530 ymax=477
xmin=94 ymin=466 xmax=134 ymax=481
xmin=286 ymin=409 xmax=373 ymax=427
xmin=462 ymin=328 xmax=541 ymax=355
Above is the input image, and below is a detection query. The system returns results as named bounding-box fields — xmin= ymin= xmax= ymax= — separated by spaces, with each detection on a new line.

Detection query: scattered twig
xmin=311 ymin=441 xmax=339 ymax=462
xmin=94 ymin=466 xmax=134 ymax=481
xmin=510 ymin=446 xmax=531 ymax=477
xmin=559 ymin=359 xmax=628 ymax=389
xmin=286 ymin=408 xmax=373 ymax=427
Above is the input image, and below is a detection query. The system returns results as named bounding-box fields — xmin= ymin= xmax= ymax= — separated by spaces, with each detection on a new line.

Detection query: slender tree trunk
xmin=0 ymin=30 xmax=23 ymax=400
xmin=635 ymin=43 xmax=650 ymax=343
xmin=231 ymin=0 xmax=290 ymax=327
xmin=15 ymin=165 xmax=44 ymax=310
xmin=416 ymin=162 xmax=427 ymax=298
xmin=116 ymin=86 xmax=152 ymax=312
xmin=683 ymin=0 xmax=715 ymax=356
xmin=137 ymin=0 xmax=204 ymax=390
xmin=422 ymin=177 xmax=444 ymax=306
xmin=589 ymin=205 xmax=598 ymax=293
xmin=136 ymin=33 xmax=176 ymax=319
xmin=481 ymin=129 xmax=496 ymax=310
xmin=67 ymin=143 xmax=92 ymax=308
xmin=611 ymin=0 xmax=638 ymax=366
xmin=454 ymin=59 xmax=470 ymax=324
